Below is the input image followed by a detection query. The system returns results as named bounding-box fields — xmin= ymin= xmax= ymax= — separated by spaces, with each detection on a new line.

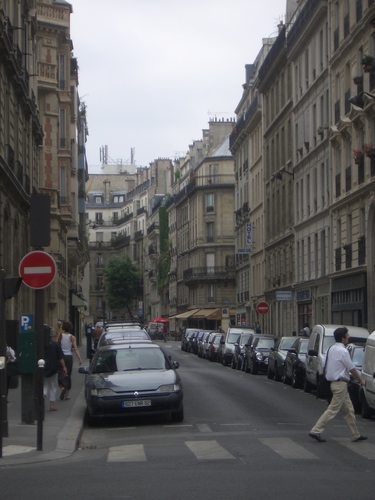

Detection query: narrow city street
xmin=2 ymin=342 xmax=374 ymax=500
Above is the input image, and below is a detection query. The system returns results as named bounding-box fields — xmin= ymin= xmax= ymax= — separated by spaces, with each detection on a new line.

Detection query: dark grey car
xmin=79 ymin=342 xmax=183 ymax=425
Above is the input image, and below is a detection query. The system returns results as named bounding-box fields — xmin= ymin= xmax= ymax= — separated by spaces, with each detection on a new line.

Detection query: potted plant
xmin=317 ymin=126 xmax=324 ymax=136
xmin=353 ymin=75 xmax=363 ymax=85
xmin=362 ymin=55 xmax=375 ymax=72
xmin=352 ymin=148 xmax=364 ymax=164
xmin=363 ymin=142 xmax=375 ymax=157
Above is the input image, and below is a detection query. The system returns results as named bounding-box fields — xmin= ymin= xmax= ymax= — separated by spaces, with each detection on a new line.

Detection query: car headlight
xmin=156 ymin=383 xmax=181 ymax=392
xmin=256 ymin=352 xmax=264 ymax=361
xmin=90 ymin=388 xmax=115 ymax=397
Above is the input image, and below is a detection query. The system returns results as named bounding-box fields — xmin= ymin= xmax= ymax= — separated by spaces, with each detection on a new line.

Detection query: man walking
xmin=309 ymin=326 xmax=367 ymax=443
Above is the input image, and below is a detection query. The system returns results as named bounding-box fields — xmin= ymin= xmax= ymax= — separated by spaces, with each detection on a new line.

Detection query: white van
xmin=304 ymin=324 xmax=369 ymax=398
xmin=360 ymin=331 xmax=375 ymax=419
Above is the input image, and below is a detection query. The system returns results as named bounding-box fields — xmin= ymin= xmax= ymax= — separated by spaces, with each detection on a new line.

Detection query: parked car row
xmin=181 ymin=323 xmax=375 ymax=421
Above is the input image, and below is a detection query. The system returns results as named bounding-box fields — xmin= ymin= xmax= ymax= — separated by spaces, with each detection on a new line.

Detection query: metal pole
xmin=35 ymin=288 xmax=44 ymax=449
xmin=0 ymin=359 xmax=4 ymax=457
xmin=36 ymin=359 xmax=44 ymax=451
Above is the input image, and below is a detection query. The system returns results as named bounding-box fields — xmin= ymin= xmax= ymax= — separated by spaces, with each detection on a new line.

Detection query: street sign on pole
xmin=256 ymin=301 xmax=270 ymax=315
xmin=19 ymin=251 xmax=57 ymax=289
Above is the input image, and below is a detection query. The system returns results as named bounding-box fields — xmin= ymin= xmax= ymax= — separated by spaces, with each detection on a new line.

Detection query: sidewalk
xmin=0 ymin=343 xmax=87 ymax=466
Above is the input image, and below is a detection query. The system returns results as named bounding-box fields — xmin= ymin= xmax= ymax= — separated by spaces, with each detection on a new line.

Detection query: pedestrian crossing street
xmin=106 ymin=436 xmax=375 ymax=462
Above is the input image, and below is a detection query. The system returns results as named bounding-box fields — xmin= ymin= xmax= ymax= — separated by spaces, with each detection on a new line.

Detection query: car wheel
xmin=222 ymin=356 xmax=228 ymax=367
xmin=360 ymin=391 xmax=373 ymax=419
xmin=85 ymin=408 xmax=96 ymax=427
xmin=304 ymin=377 xmax=313 ymax=393
xmin=267 ymin=366 xmax=274 ymax=379
xmin=231 ymin=357 xmax=236 ymax=369
xmin=274 ymin=363 xmax=281 ymax=381
xmin=244 ymin=358 xmax=250 ymax=373
xmin=250 ymin=359 xmax=258 ymax=375
xmin=283 ymin=367 xmax=290 ymax=385
xmin=171 ymin=406 xmax=184 ymax=422
xmin=236 ymin=358 xmax=242 ymax=370
xmin=291 ymin=370 xmax=299 ymax=388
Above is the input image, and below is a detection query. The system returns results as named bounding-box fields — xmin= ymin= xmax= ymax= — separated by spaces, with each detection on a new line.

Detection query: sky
xmin=70 ymin=0 xmax=286 ymax=173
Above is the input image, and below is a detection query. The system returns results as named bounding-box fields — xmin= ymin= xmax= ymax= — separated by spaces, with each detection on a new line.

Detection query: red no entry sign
xmin=19 ymin=251 xmax=57 ymax=289
xmin=256 ymin=301 xmax=269 ymax=315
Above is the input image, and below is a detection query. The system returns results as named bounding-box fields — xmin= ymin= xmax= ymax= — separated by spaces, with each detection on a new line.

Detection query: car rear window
xmin=93 ymin=348 xmax=168 ymax=373
xmin=257 ymin=338 xmax=275 ymax=348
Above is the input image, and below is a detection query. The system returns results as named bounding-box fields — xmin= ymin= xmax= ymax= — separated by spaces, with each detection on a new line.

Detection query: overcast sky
xmin=70 ymin=0 xmax=286 ymax=173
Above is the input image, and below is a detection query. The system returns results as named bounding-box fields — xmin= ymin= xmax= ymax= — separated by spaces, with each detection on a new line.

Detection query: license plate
xmin=122 ymin=399 xmax=151 ymax=408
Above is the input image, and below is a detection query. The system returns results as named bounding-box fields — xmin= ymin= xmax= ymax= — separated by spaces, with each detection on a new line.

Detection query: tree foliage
xmin=104 ymin=253 xmax=142 ymax=317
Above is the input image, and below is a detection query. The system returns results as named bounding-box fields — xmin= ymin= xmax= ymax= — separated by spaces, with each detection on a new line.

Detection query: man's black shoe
xmin=352 ymin=435 xmax=368 ymax=442
xmin=309 ymin=432 xmax=326 ymax=443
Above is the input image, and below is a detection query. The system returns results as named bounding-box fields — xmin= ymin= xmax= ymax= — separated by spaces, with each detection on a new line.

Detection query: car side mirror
xmin=288 ymin=348 xmax=296 ymax=353
xmin=173 ymin=361 xmax=179 ymax=369
xmin=220 ymin=339 xmax=225 ymax=344
xmin=270 ymin=347 xmax=275 ymax=351
xmin=372 ymin=372 xmax=375 ymax=379
xmin=78 ymin=366 xmax=89 ymax=374
xmin=308 ymin=349 xmax=318 ymax=356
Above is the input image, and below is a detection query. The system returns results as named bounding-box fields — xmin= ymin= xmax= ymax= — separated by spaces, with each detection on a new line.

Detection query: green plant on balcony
xmin=363 ymin=142 xmax=375 ymax=157
xmin=352 ymin=148 xmax=364 ymax=164
xmin=362 ymin=55 xmax=375 ymax=72
xmin=317 ymin=125 xmax=324 ymax=136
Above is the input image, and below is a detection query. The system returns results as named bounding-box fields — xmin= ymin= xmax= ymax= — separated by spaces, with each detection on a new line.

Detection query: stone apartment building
xmin=0 ymin=1 xmax=89 ymax=342
xmin=229 ymin=0 xmax=375 ymax=334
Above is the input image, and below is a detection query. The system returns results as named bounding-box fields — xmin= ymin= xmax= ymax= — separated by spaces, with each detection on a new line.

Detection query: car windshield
xmin=322 ymin=336 xmax=336 ymax=353
xmin=257 ymin=338 xmax=275 ymax=349
xmin=240 ymin=333 xmax=252 ymax=345
xmin=280 ymin=338 xmax=297 ymax=350
xmin=299 ymin=339 xmax=309 ymax=354
xmin=93 ymin=348 xmax=169 ymax=373
xmin=228 ymin=333 xmax=241 ymax=343
xmin=352 ymin=348 xmax=365 ymax=367
xmin=212 ymin=336 xmax=221 ymax=344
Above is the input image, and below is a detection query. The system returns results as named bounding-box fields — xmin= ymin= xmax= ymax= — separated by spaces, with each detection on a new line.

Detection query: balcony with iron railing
xmin=183 ymin=266 xmax=235 ymax=284
xmin=134 ymin=230 xmax=144 ymax=241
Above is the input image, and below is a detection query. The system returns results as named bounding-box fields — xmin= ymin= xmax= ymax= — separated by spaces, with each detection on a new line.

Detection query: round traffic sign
xmin=256 ymin=301 xmax=269 ymax=315
xmin=19 ymin=251 xmax=57 ymax=289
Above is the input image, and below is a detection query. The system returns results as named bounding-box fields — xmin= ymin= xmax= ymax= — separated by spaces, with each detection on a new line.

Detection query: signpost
xmin=256 ymin=301 xmax=270 ymax=315
xmin=19 ymin=251 xmax=56 ymax=289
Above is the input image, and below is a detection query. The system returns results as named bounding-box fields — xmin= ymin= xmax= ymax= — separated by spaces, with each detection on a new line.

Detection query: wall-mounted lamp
xmin=272 ymin=168 xmax=294 ymax=180
xmin=86 ymin=220 xmax=98 ymax=229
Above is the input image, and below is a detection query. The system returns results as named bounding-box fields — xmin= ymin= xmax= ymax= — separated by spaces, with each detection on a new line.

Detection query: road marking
xmin=185 ymin=440 xmax=235 ymax=460
xmin=197 ymin=423 xmax=212 ymax=433
xmin=220 ymin=423 xmax=250 ymax=426
xmin=260 ymin=438 xmax=318 ymax=459
xmin=334 ymin=438 xmax=375 ymax=460
xmin=108 ymin=444 xmax=146 ymax=462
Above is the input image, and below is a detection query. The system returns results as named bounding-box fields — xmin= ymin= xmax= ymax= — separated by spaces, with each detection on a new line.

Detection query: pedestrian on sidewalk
xmin=58 ymin=321 xmax=82 ymax=401
xmin=44 ymin=327 xmax=67 ymax=411
xmin=309 ymin=326 xmax=367 ymax=443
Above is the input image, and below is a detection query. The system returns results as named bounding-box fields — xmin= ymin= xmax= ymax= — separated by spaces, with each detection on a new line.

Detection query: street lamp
xmin=272 ymin=168 xmax=294 ymax=180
